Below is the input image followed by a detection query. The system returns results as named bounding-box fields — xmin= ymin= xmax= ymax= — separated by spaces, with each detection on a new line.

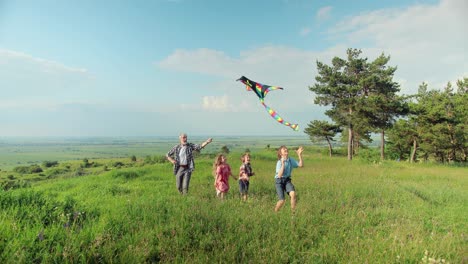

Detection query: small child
xmin=239 ymin=153 xmax=255 ymax=201
xmin=213 ymin=154 xmax=236 ymax=199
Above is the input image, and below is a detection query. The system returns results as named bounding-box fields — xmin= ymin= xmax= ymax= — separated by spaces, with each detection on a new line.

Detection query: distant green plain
xmin=0 ymin=136 xmax=314 ymax=170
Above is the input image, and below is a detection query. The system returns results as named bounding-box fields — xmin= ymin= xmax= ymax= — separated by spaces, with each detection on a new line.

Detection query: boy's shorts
xmin=239 ymin=180 xmax=249 ymax=194
xmin=275 ymin=177 xmax=295 ymax=200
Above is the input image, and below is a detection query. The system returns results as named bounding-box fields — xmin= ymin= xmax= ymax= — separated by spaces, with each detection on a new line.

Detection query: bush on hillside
xmin=29 ymin=165 xmax=44 ymax=173
xmin=153 ymin=155 xmax=167 ymax=164
xmin=46 ymin=167 xmax=70 ymax=178
xmin=356 ymin=148 xmax=380 ymax=163
xmin=13 ymin=165 xmax=43 ymax=174
xmin=42 ymin=161 xmax=59 ymax=168
xmin=13 ymin=166 xmax=31 ymax=174
xmin=143 ymin=155 xmax=167 ymax=165
xmin=82 ymin=158 xmax=94 ymax=168
xmin=113 ymin=161 xmax=124 ymax=168
xmin=220 ymin=145 xmax=230 ymax=154
xmin=110 ymin=169 xmax=145 ymax=179
xmin=74 ymin=167 xmax=87 ymax=177
xmin=144 ymin=155 xmax=153 ymax=164
xmin=1 ymin=179 xmax=31 ymax=190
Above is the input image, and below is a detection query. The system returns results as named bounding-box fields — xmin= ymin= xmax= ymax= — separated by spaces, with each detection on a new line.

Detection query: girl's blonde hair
xmin=213 ymin=154 xmax=226 ymax=177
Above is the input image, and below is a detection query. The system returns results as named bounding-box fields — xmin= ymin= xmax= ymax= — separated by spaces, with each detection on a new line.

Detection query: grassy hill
xmin=0 ymin=147 xmax=466 ymax=263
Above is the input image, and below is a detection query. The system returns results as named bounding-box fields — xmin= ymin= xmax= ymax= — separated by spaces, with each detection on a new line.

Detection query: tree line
xmin=306 ymin=48 xmax=467 ymax=163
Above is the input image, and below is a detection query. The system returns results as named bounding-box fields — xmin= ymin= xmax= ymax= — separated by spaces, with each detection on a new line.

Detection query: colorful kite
xmin=237 ymin=76 xmax=299 ymax=131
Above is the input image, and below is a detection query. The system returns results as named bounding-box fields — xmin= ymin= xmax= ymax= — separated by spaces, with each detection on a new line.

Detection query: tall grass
xmin=0 ymin=149 xmax=466 ymax=263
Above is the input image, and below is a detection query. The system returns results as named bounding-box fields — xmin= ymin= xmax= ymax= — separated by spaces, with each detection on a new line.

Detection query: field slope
xmin=0 ymin=149 xmax=466 ymax=263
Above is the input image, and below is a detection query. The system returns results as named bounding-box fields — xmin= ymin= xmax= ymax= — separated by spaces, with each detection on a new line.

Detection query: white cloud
xmin=316 ymin=6 xmax=332 ymax=21
xmin=202 ymin=95 xmax=232 ymax=111
xmin=155 ymin=44 xmax=346 ymax=112
xmin=0 ymin=49 xmax=93 ymax=101
xmin=157 ymin=48 xmax=238 ymax=78
xmin=154 ymin=45 xmax=330 ymax=133
xmin=329 ymin=0 xmax=468 ymax=93
xmin=156 ymin=45 xmax=325 ymax=111
xmin=0 ymin=49 xmax=88 ymax=74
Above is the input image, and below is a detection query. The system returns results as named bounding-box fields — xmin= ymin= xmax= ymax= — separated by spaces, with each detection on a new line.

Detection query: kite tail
xmin=260 ymin=99 xmax=299 ymax=131
xmin=262 ymin=85 xmax=284 ymax=97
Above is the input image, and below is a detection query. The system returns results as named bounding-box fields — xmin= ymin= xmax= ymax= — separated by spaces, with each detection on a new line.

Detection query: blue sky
xmin=0 ymin=0 xmax=466 ymax=137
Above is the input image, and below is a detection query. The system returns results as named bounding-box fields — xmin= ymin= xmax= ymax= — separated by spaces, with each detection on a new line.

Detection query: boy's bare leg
xmin=290 ymin=191 xmax=297 ymax=211
xmin=275 ymin=200 xmax=285 ymax=212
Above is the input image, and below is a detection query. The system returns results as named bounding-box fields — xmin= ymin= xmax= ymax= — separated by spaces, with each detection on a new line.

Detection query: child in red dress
xmin=213 ymin=154 xmax=237 ymax=199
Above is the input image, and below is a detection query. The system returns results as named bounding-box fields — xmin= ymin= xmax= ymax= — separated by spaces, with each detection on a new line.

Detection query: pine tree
xmin=310 ymin=48 xmax=369 ymax=160
xmin=304 ymin=120 xmax=341 ymax=157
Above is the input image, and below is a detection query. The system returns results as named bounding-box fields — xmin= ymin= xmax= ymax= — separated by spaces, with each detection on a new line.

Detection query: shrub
xmin=144 ymin=155 xmax=153 ymax=164
xmin=42 ymin=160 xmax=59 ymax=168
xmin=143 ymin=155 xmax=167 ymax=164
xmin=46 ymin=167 xmax=70 ymax=177
xmin=13 ymin=166 xmax=31 ymax=174
xmin=356 ymin=148 xmax=380 ymax=163
xmin=13 ymin=164 xmax=43 ymax=174
xmin=110 ymin=169 xmax=146 ymax=179
xmin=1 ymin=179 xmax=31 ymax=190
xmin=29 ymin=165 xmax=43 ymax=173
xmin=74 ymin=167 xmax=87 ymax=176
xmin=113 ymin=161 xmax=124 ymax=168
xmin=82 ymin=158 xmax=94 ymax=168
xmin=221 ymin=145 xmax=230 ymax=154
xmin=153 ymin=155 xmax=167 ymax=164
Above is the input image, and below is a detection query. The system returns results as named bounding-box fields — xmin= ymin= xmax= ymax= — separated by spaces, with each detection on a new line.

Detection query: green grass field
xmin=0 ymin=141 xmax=466 ymax=263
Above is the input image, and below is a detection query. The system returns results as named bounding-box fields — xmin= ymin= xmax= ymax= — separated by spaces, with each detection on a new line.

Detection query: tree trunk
xmin=326 ymin=137 xmax=333 ymax=157
xmin=447 ymin=123 xmax=455 ymax=162
xmin=410 ymin=139 xmax=417 ymax=163
xmin=347 ymin=107 xmax=353 ymax=161
xmin=348 ymin=125 xmax=353 ymax=160
xmin=380 ymin=130 xmax=385 ymax=161
xmin=353 ymin=134 xmax=359 ymax=155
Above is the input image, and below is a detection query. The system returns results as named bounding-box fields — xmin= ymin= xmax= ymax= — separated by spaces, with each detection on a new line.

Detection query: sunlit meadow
xmin=0 ymin=145 xmax=466 ymax=263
